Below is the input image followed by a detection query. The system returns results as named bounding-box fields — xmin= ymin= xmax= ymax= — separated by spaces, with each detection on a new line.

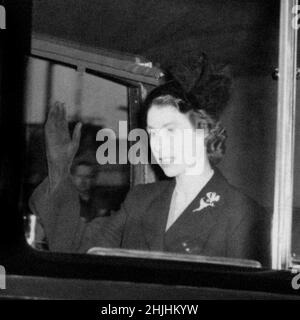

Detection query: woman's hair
xmin=143 ymin=53 xmax=231 ymax=166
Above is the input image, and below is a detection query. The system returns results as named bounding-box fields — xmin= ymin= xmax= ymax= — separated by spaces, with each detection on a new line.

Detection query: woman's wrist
xmin=48 ymin=162 xmax=71 ymax=191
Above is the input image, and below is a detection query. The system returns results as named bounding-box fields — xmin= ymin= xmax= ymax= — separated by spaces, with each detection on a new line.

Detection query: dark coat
xmin=30 ymin=169 xmax=271 ymax=266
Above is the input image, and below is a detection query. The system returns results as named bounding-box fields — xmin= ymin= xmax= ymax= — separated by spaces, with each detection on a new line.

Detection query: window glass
xmin=23 ymin=0 xmax=280 ymax=268
xmin=23 ymin=58 xmax=130 ymax=250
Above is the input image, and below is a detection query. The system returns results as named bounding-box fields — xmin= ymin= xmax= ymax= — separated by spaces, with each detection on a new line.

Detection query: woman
xmin=30 ymin=54 xmax=270 ymax=266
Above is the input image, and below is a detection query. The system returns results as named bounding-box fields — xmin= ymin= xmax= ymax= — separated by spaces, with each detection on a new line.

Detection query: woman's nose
xmin=150 ymin=135 xmax=161 ymax=154
xmin=151 ymin=134 xmax=174 ymax=157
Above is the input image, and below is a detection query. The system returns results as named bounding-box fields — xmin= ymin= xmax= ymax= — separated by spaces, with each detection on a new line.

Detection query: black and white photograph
xmin=0 ymin=0 xmax=300 ymax=305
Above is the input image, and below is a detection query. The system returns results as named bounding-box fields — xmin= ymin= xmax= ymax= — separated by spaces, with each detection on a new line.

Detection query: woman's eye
xmin=148 ymin=130 xmax=157 ymax=137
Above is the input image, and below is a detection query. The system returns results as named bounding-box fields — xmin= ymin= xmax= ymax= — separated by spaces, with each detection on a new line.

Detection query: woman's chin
xmin=160 ymin=164 xmax=185 ymax=177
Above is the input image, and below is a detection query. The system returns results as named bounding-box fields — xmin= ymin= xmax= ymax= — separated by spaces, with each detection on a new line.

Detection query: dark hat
xmin=146 ymin=52 xmax=232 ymax=119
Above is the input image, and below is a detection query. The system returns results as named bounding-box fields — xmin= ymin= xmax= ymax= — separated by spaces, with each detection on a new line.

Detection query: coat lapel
xmin=141 ymin=179 xmax=175 ymax=251
xmin=140 ymin=169 xmax=230 ymax=253
xmin=164 ymin=169 xmax=228 ymax=254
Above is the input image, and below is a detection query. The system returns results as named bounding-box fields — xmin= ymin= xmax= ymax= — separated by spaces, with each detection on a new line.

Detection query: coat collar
xmin=141 ymin=179 xmax=175 ymax=251
xmin=141 ymin=168 xmax=229 ymax=252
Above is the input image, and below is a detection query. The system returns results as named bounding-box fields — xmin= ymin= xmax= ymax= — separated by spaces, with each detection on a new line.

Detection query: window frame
xmin=26 ymin=33 xmax=267 ymax=270
xmin=2 ymin=0 xmax=300 ymax=298
xmin=272 ymin=0 xmax=299 ymax=271
xmin=27 ymin=0 xmax=300 ymax=272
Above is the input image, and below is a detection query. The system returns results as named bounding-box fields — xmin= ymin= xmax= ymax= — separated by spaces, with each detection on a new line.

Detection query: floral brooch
xmin=193 ymin=192 xmax=221 ymax=213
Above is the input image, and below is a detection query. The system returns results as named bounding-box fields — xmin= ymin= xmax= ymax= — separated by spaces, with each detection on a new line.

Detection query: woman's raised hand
xmin=45 ymin=102 xmax=82 ymax=190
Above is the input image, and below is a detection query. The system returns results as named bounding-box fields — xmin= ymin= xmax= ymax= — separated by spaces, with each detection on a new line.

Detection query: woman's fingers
xmin=72 ymin=122 xmax=82 ymax=151
xmin=46 ymin=102 xmax=67 ymax=129
xmin=61 ymin=103 xmax=67 ymax=121
xmin=47 ymin=102 xmax=60 ymax=124
xmin=46 ymin=102 xmax=82 ymax=158
xmin=57 ymin=102 xmax=69 ymax=133
xmin=57 ymin=102 xmax=65 ymax=121
xmin=46 ymin=103 xmax=56 ymax=123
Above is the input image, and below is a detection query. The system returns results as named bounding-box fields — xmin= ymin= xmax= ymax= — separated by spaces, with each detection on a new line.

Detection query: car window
xmin=21 ymin=0 xmax=281 ymax=269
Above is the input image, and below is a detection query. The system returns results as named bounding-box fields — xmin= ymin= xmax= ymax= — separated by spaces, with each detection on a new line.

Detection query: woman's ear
xmin=194 ymin=127 xmax=207 ymax=145
xmin=195 ymin=125 xmax=209 ymax=139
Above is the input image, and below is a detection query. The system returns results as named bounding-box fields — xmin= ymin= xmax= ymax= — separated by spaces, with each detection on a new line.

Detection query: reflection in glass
xmin=23 ymin=59 xmax=130 ymax=249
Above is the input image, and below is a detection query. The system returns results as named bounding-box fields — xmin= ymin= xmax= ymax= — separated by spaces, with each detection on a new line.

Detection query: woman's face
xmin=146 ymin=104 xmax=206 ymax=177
